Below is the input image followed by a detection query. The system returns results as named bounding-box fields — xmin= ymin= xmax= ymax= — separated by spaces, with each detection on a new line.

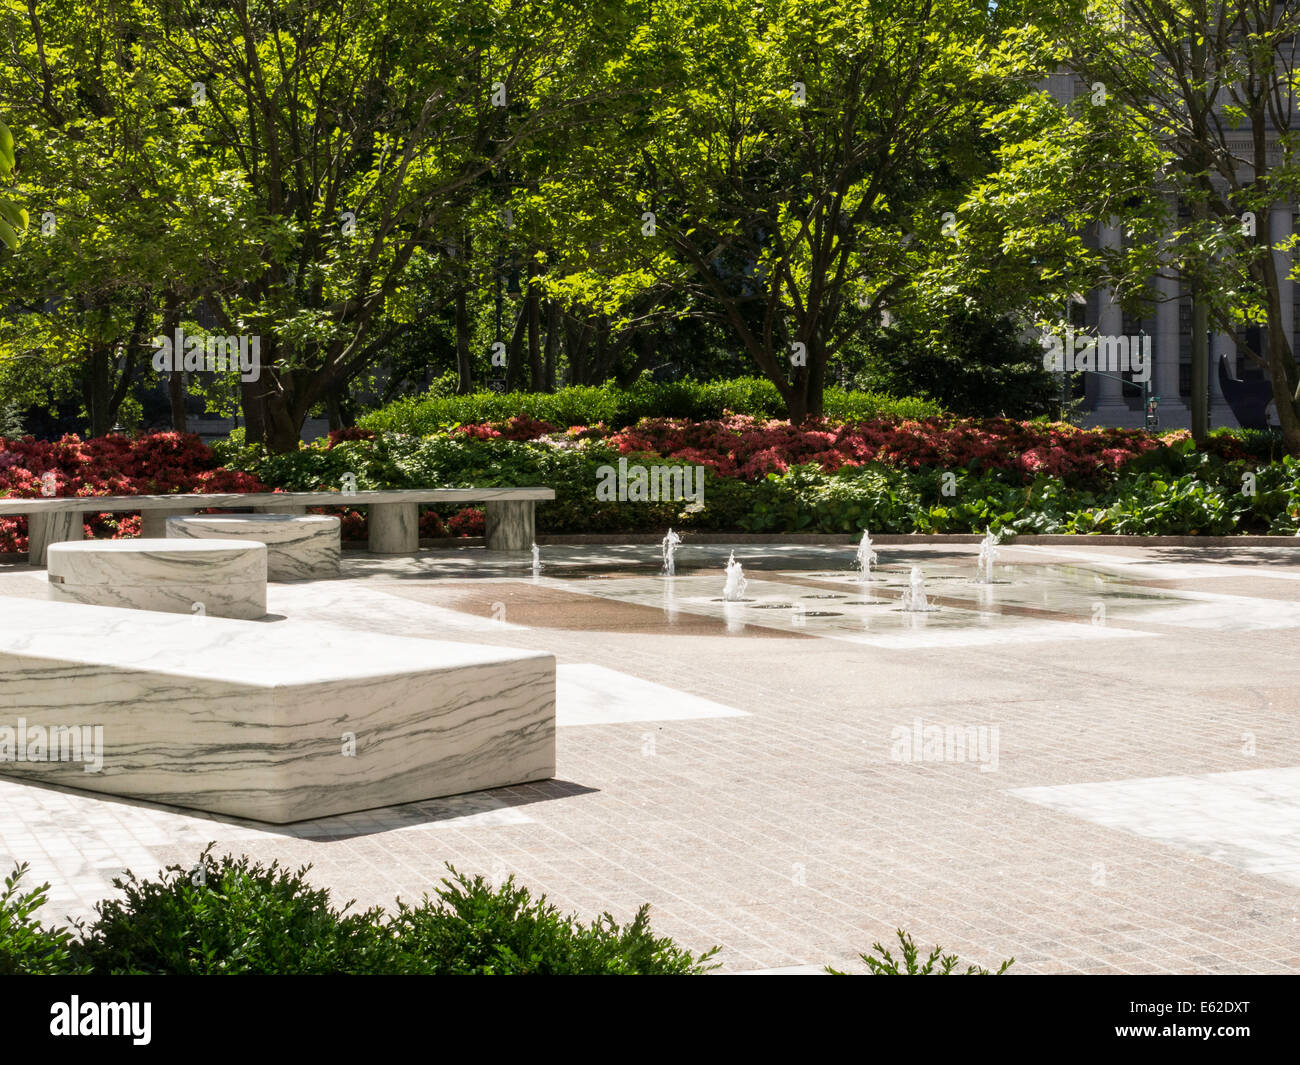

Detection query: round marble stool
xmin=46 ymin=538 xmax=267 ymax=619
xmin=166 ymin=513 xmax=341 ymax=581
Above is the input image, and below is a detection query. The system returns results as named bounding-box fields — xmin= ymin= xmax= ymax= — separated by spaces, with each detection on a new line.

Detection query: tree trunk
xmin=1268 ymin=322 xmax=1300 ymax=452
xmin=1190 ymin=288 xmax=1209 ymax=445
xmin=614 ymin=329 xmax=655 ymax=387
xmin=805 ymin=335 xmax=827 ymax=420
xmin=168 ymin=370 xmax=188 ymax=433
xmin=240 ymin=377 xmax=268 ymax=447
xmin=262 ymin=389 xmax=303 ymax=453
xmin=455 ymin=285 xmax=474 ymax=394
xmin=527 ymin=264 xmax=542 ymax=391
xmin=155 ymin=300 xmax=185 ymax=432
xmin=564 ymin=310 xmax=590 ymax=386
xmin=593 ymin=315 xmax=609 ymax=385
xmin=544 ymin=300 xmax=559 ymax=391
xmin=82 ymin=348 xmax=111 ymax=437
xmin=785 ymin=383 xmax=808 ymax=424
xmin=504 ymin=303 xmax=528 ymax=392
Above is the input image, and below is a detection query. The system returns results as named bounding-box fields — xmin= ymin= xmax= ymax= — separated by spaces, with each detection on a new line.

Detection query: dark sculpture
xmin=1218 ymin=355 xmax=1275 ymax=430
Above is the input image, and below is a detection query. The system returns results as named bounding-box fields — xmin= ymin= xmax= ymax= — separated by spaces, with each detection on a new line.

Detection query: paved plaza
xmin=2 ymin=540 xmax=1299 ymax=974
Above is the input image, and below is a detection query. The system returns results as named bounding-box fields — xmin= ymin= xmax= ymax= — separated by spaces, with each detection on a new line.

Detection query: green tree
xmin=551 ymin=0 xmax=1017 ymax=422
xmin=0 ymin=116 xmax=26 ymax=249
xmin=0 ymin=0 xmax=260 ymax=436
xmin=155 ymin=0 xmax=632 ymax=451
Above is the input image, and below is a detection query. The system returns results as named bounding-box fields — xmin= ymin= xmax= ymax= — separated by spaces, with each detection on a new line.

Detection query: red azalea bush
xmin=325 ymin=427 xmax=376 ymax=448
xmin=447 ymin=413 xmax=1165 ymax=483
xmin=445 ymin=506 xmax=485 ymax=537
xmin=451 ymin=414 xmax=560 ymax=442
xmin=609 ymin=416 xmax=1166 ymax=481
xmin=0 ymin=432 xmax=270 ymax=552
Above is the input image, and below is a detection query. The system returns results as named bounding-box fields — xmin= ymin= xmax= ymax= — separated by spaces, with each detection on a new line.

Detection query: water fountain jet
xmin=722 ymin=551 xmax=748 ymax=602
xmin=855 ymin=529 xmax=878 ymax=581
xmin=974 ymin=527 xmax=999 ymax=584
xmin=899 ymin=565 xmax=937 ymax=612
xmin=661 ymin=528 xmax=682 ymax=576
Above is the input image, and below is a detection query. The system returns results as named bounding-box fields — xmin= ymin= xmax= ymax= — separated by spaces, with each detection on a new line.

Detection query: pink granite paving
xmin=1 ymin=541 xmax=1299 ymax=973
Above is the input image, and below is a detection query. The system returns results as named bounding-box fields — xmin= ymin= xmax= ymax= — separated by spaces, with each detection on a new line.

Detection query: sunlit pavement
xmin=3 ymin=540 xmax=1300 ymax=973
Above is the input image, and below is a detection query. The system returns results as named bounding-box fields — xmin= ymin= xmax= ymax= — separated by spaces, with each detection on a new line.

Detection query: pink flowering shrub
xmin=0 ymin=432 xmax=269 ymax=552
xmin=325 ymin=427 xmax=376 ymax=448
xmin=445 ymin=506 xmax=485 ymax=536
xmin=446 ymin=414 xmax=1164 ymax=483
xmin=452 ymin=415 xmax=559 ymax=442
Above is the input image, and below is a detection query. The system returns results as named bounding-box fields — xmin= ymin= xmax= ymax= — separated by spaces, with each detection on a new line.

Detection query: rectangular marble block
xmin=46 ymin=539 xmax=267 ymax=620
xmin=0 ymin=599 xmax=556 ymax=823
xmin=166 ymin=514 xmax=340 ymax=581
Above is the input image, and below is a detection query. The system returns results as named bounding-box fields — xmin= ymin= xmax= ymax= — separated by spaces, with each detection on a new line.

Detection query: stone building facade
xmin=1044 ymin=73 xmax=1296 ymax=430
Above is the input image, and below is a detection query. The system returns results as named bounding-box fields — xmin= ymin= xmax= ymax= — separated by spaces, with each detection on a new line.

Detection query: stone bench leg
xmin=485 ymin=500 xmax=535 ymax=552
xmin=141 ymin=507 xmax=197 ymax=538
xmin=369 ymin=502 xmax=418 ymax=553
xmin=28 ymin=511 xmax=83 ymax=567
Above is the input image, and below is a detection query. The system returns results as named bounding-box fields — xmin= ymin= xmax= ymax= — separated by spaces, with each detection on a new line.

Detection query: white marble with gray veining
xmin=0 ymin=597 xmax=556 ymax=823
xmin=167 ymin=514 xmax=340 ymax=581
xmin=369 ymin=502 xmax=419 ymax=553
xmin=46 ymin=538 xmax=267 ymax=619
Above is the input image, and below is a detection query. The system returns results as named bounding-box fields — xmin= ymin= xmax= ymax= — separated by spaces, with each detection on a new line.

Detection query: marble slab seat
xmin=47 ymin=539 xmax=267 ymax=620
xmin=167 ymin=513 xmax=340 ymax=581
xmin=0 ymin=487 xmax=556 ymax=565
xmin=0 ymin=597 xmax=556 ymax=823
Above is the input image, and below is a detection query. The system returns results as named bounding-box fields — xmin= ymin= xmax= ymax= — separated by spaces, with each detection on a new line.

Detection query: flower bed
xmin=449 ymin=414 xmax=1167 ymax=484
xmin=5 ymin=421 xmax=1299 ymax=551
xmin=0 ymin=433 xmax=268 ymax=553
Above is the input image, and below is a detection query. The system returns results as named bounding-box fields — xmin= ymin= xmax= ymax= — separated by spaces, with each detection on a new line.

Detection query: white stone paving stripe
xmin=557 ymin=663 xmax=749 ymax=726
xmin=1010 ymin=767 xmax=1300 ymax=888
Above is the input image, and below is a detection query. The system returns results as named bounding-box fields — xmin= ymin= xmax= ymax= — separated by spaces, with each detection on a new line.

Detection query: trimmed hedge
xmin=359 ymin=378 xmax=942 ymax=435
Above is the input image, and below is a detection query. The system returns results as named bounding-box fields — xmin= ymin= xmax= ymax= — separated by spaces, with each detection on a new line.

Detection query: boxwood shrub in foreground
xmin=1 ymin=848 xmax=719 ymax=975
xmin=827 ymin=930 xmax=1014 ymax=975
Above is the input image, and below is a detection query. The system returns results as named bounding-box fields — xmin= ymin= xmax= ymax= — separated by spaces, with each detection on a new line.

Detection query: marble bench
xmin=0 ymin=597 xmax=556 ymax=823
xmin=167 ymin=513 xmax=340 ymax=581
xmin=0 ymin=487 xmax=556 ymax=565
xmin=46 ymin=539 xmax=267 ymax=620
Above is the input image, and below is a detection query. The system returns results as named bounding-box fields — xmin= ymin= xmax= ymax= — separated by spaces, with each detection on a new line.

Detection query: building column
xmin=1091 ymin=221 xmax=1130 ymax=421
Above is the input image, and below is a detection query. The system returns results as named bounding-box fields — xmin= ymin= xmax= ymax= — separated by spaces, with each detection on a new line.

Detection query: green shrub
xmin=859 ymin=302 xmax=1059 ymax=419
xmin=217 ymin=420 xmax=1300 ymax=538
xmin=827 ymin=929 xmax=1014 ymax=975
xmin=77 ymin=845 xmax=404 ymax=975
xmin=12 ymin=849 xmax=712 ymax=975
xmin=390 ymin=867 xmax=719 ymax=975
xmin=359 ymin=378 xmax=941 ymax=435
xmin=0 ymin=864 xmax=85 ymax=975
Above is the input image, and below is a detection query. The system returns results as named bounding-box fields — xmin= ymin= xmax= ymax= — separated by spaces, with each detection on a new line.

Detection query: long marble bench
xmin=0 ymin=597 xmax=556 ymax=823
xmin=0 ymin=487 xmax=555 ymax=565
